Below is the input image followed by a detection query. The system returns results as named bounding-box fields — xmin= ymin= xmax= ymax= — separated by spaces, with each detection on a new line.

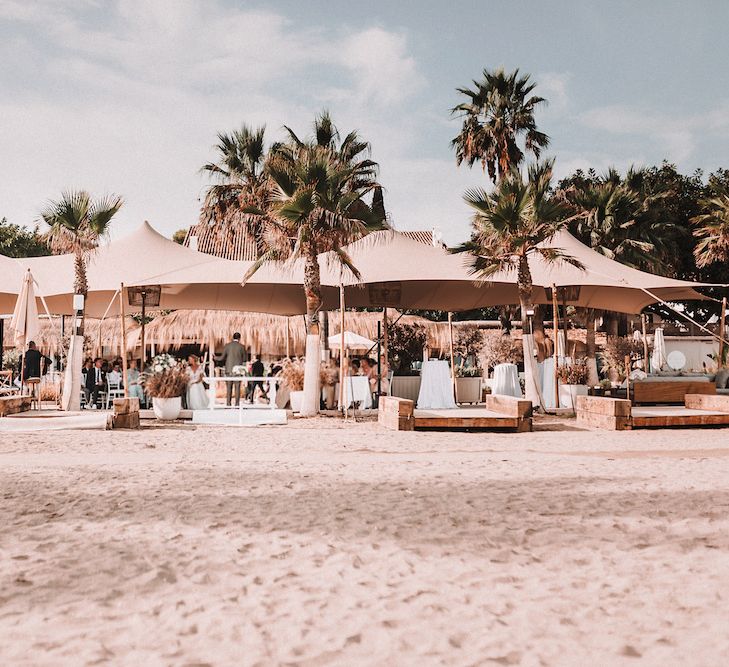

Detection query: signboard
xmin=368 ymin=282 xmax=402 ymax=307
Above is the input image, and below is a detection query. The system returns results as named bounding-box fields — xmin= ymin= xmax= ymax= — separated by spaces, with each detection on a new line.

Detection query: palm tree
xmin=199 ymin=124 xmax=271 ymax=255
xmin=244 ymin=117 xmax=385 ymax=416
xmin=452 ymin=67 xmax=549 ymax=183
xmin=457 ymin=160 xmax=579 ymax=408
xmin=40 ymin=189 xmax=123 ymax=411
xmin=692 ymin=190 xmax=729 ymax=267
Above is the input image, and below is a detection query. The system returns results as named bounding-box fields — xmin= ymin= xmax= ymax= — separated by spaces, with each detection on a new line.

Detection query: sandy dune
xmin=2 ymin=418 xmax=729 ymax=665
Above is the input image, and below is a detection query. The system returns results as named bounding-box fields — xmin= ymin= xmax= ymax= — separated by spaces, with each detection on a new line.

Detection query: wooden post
xmin=208 ymin=335 xmax=215 ymax=408
xmin=561 ymin=291 xmax=569 ymax=357
xmin=448 ymin=312 xmax=456 ymax=401
xmin=285 ymin=317 xmax=291 ymax=359
xmin=140 ymin=293 xmax=146 ymax=367
xmin=19 ymin=334 xmax=26 ymax=396
xmin=641 ymin=314 xmax=649 ymax=371
xmin=339 ymin=284 xmax=345 ymax=413
xmin=720 ymin=297 xmax=727 ymax=368
xmin=118 ymin=285 xmax=129 ymax=399
xmin=552 ymin=284 xmax=559 ymax=408
xmin=625 ymin=355 xmax=631 ymax=402
xmin=382 ymin=307 xmax=389 ymax=367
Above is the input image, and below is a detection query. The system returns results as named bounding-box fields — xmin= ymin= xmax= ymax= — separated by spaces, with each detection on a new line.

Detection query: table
xmin=417 ymin=360 xmax=457 ymax=409
xmin=205 ymin=376 xmax=281 ymax=410
xmin=340 ymin=376 xmax=372 ymax=409
xmin=492 ymin=363 xmax=521 ymax=398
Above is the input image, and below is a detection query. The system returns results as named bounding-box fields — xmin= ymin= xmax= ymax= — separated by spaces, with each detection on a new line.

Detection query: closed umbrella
xmin=651 ymin=327 xmax=667 ymax=372
xmin=9 ymin=269 xmax=40 ymax=392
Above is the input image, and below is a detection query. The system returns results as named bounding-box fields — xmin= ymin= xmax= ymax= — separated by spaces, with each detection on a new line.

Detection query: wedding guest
xmin=85 ymin=357 xmax=106 ymax=409
xmin=216 ymin=332 xmax=247 ymax=406
xmin=22 ymin=341 xmax=50 ymax=381
xmin=247 ymin=355 xmax=267 ymax=403
xmin=107 ymin=362 xmax=123 ymax=388
xmin=126 ymin=359 xmax=145 ymax=405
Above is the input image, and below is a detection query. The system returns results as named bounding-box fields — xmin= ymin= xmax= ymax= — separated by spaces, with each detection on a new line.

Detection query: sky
xmin=1 ymin=0 xmax=729 ymax=245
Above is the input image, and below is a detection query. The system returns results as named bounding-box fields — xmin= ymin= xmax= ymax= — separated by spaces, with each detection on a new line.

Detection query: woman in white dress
xmin=186 ymin=355 xmax=209 ymax=410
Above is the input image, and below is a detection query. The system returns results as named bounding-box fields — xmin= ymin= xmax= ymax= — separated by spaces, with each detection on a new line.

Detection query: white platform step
xmin=192 ymin=409 xmax=287 ymax=426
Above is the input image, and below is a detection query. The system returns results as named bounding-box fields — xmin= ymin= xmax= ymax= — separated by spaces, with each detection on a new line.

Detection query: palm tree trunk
xmin=517 ymin=256 xmax=543 ymax=410
xmin=62 ymin=250 xmax=87 ymax=411
xmin=301 ymin=251 xmax=322 ymax=417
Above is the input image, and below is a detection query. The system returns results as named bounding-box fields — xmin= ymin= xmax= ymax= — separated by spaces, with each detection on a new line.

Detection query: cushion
xmin=715 ymin=368 xmax=729 ymax=389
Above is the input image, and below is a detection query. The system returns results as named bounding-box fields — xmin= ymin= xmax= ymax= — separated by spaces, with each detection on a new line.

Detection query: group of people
xmin=81 ymin=357 xmax=144 ymax=409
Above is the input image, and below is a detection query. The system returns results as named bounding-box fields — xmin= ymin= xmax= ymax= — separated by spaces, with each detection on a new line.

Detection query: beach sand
xmin=2 ymin=417 xmax=729 ymax=666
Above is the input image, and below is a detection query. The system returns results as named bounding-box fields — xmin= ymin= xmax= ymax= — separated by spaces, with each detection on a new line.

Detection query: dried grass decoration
xmin=142 ymin=353 xmax=189 ymax=398
xmin=280 ymin=358 xmax=305 ymax=391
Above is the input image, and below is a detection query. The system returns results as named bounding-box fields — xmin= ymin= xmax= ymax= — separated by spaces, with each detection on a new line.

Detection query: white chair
xmin=105 ymin=381 xmax=124 ymax=409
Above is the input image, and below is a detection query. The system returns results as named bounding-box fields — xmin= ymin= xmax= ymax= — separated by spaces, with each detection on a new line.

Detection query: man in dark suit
xmin=247 ymin=355 xmax=267 ymax=403
xmin=216 ymin=332 xmax=247 ymax=406
xmin=23 ymin=341 xmax=50 ymax=381
xmin=85 ymin=357 xmax=107 ymax=409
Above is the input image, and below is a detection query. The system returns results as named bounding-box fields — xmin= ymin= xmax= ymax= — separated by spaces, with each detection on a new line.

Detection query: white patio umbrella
xmin=328 ymin=331 xmax=376 ymax=351
xmin=651 ymin=327 xmax=667 ymax=372
xmin=9 ymin=269 xmax=40 ymax=392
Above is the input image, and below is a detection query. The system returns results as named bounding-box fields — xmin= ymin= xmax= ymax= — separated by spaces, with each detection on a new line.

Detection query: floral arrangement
xmin=557 ymin=359 xmax=589 ymax=385
xmin=2 ymin=348 xmax=21 ymax=371
xmin=599 ymin=378 xmax=612 ymax=390
xmin=280 ymin=358 xmax=305 ymax=391
xmin=142 ymin=354 xmax=188 ymax=398
xmin=231 ymin=364 xmax=248 ymax=377
xmin=387 ymin=323 xmax=428 ymax=375
xmin=457 ymin=366 xmax=483 ymax=378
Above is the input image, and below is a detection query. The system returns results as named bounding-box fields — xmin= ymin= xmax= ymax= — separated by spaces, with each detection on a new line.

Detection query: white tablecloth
xmin=341 ymin=376 xmax=372 ymax=409
xmin=492 ymin=363 xmax=521 ymax=398
xmin=417 ymin=360 xmax=457 ymax=409
xmin=539 ymin=357 xmax=572 ymax=408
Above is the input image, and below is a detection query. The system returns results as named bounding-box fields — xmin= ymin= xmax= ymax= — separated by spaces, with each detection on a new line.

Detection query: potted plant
xmin=557 ymin=360 xmax=589 ymax=408
xmin=281 ymin=358 xmax=305 ymax=412
xmin=142 ymin=354 xmax=188 ymax=420
xmin=455 ymin=366 xmax=483 ymax=404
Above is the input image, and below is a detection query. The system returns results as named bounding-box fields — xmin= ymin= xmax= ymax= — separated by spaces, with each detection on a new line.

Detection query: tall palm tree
xmin=39 ymin=190 xmax=123 ymax=411
xmin=199 ymin=124 xmax=270 ymax=255
xmin=692 ymin=190 xmax=729 ymax=267
xmin=452 ymin=67 xmax=549 ymax=183
xmin=457 ymin=160 xmax=580 ymax=408
xmin=244 ymin=118 xmax=385 ymax=416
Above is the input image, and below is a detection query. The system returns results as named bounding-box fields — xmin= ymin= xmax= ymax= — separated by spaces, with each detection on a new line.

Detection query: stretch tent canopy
xmin=15 ymin=221 xmax=339 ymax=317
xmin=330 ymin=230 xmax=716 ymax=315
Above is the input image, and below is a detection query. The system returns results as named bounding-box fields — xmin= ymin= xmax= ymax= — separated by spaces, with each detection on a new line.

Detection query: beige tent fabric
xmin=9 ymin=269 xmax=40 ymax=347
xmin=0 ymin=253 xmax=28 ymax=314
xmin=18 ymin=221 xmax=339 ymax=317
xmin=9 ymin=223 xmax=717 ymax=319
xmin=333 ymin=230 xmax=716 ymax=315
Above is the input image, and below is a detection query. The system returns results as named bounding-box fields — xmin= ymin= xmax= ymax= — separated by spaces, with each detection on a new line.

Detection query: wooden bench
xmin=0 ymin=395 xmax=32 ymax=417
xmin=632 ymin=380 xmax=715 ymax=405
xmin=378 ymin=396 xmax=415 ymax=431
xmin=576 ymin=395 xmax=632 ymax=430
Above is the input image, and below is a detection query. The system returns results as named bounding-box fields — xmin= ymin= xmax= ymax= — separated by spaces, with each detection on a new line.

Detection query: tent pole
xmin=641 ymin=314 xmax=649 ymax=371
xmin=119 ymin=284 xmax=129 ymax=399
xmin=141 ymin=294 xmax=146 ymax=367
xmin=720 ymin=297 xmax=727 ymax=368
xmin=382 ymin=307 xmax=389 ymax=367
xmin=448 ymin=312 xmax=456 ymax=401
xmin=339 ymin=284 xmax=345 ymax=413
xmin=20 ymin=333 xmax=26 ymax=396
xmin=285 ymin=317 xmax=291 ymax=359
xmin=552 ymin=285 xmax=559 ymax=408
xmin=561 ymin=292 xmax=569 ymax=356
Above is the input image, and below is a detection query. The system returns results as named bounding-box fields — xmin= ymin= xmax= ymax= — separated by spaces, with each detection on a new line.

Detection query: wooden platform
xmin=379 ymin=395 xmax=532 ymax=432
xmin=414 ymin=407 xmax=526 ymax=430
xmin=577 ymin=394 xmax=729 ymax=430
xmin=631 ymin=406 xmax=729 ymax=428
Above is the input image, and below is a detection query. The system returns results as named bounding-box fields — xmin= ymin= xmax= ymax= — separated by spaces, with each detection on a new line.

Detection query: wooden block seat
xmin=378 ymin=395 xmax=531 ymax=432
xmin=0 ymin=395 xmax=32 ymax=417
xmin=631 ymin=378 xmax=714 ymax=405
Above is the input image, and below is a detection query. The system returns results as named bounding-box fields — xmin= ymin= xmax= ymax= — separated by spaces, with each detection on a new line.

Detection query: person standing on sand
xmin=216 ymin=332 xmax=247 ymax=406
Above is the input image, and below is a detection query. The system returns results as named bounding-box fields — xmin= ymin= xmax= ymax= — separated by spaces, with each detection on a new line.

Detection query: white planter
xmin=152 ymin=396 xmax=182 ymax=421
xmin=559 ymin=384 xmax=588 ymax=408
xmin=289 ymin=390 xmax=304 ymax=413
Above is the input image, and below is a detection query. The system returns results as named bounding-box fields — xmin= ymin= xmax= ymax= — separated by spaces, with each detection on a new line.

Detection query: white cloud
xmin=538 ymin=71 xmax=571 ymax=112
xmin=578 ymin=103 xmax=729 ymax=165
xmin=0 ymin=0 xmax=437 ymax=240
